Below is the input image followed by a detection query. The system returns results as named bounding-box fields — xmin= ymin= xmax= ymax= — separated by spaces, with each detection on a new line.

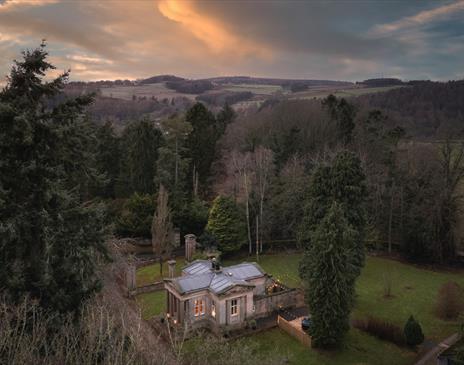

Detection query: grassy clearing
xmin=100 ymin=83 xmax=197 ymax=101
xmin=136 ymin=254 xmax=464 ymax=363
xmin=289 ymin=85 xmax=406 ymax=100
xmin=220 ymin=83 xmax=282 ymax=95
xmin=136 ymin=291 xmax=166 ymax=319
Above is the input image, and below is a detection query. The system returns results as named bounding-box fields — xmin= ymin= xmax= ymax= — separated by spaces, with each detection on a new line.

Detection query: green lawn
xmin=136 ymin=291 xmax=166 ymax=319
xmin=135 ymin=253 xmax=464 ymax=364
xmin=136 ymin=259 xmax=185 ymax=287
xmin=247 ymin=327 xmax=414 ymax=365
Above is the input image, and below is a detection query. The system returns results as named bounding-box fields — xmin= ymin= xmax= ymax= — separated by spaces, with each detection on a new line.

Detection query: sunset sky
xmin=0 ymin=0 xmax=463 ymax=82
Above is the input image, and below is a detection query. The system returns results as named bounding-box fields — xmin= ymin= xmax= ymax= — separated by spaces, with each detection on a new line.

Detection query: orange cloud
xmin=158 ymin=0 xmax=271 ymax=59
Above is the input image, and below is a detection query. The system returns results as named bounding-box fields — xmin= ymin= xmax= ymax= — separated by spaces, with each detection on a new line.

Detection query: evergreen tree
xmin=156 ymin=115 xmax=191 ymax=215
xmin=216 ymin=103 xmax=236 ymax=135
xmin=404 ymin=316 xmax=425 ymax=347
xmin=0 ymin=43 xmax=107 ymax=313
xmin=206 ymin=196 xmax=246 ymax=254
xmin=322 ymin=95 xmax=356 ymax=145
xmin=299 ymin=151 xmax=366 ymax=279
xmin=119 ymin=118 xmax=163 ymax=195
xmin=95 ymin=121 xmax=121 ymax=198
xmin=331 ymin=151 xmax=367 ymax=275
xmin=184 ymin=102 xmax=218 ymax=193
xmin=302 ymin=202 xmax=356 ymax=348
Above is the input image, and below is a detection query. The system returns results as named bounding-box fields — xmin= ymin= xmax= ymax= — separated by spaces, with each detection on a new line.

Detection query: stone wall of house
xmin=254 ymin=288 xmax=305 ymax=318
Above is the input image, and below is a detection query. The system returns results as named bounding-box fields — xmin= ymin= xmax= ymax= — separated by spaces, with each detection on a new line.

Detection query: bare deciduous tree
xmin=251 ymin=147 xmax=273 ymax=252
xmin=231 ymin=151 xmax=253 ymax=254
xmin=151 ymin=184 xmax=174 ymax=277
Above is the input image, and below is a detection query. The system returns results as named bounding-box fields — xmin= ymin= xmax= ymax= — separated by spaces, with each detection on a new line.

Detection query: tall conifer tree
xmin=0 ymin=43 xmax=107 ymax=313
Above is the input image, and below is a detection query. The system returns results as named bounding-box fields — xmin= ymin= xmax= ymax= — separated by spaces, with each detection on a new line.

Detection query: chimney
xmin=168 ymin=259 xmax=176 ymax=278
xmin=184 ymin=234 xmax=197 ymax=262
xmin=210 ymin=257 xmax=221 ymax=273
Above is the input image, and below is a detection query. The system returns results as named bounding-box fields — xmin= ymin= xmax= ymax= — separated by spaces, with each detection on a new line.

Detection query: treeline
xmin=217 ymin=91 xmax=464 ymax=263
xmin=197 ymin=91 xmax=253 ymax=106
xmin=165 ymin=79 xmax=214 ymax=94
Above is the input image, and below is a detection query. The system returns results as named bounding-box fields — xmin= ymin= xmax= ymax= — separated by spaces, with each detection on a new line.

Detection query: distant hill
xmin=138 ymin=75 xmax=185 ymax=85
xmin=205 ymin=76 xmax=352 ymax=87
xmin=359 ymin=78 xmax=404 ymax=87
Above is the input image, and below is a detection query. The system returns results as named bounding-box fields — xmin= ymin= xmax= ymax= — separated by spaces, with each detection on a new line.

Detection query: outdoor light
xmin=173 ymin=319 xmax=177 ymax=324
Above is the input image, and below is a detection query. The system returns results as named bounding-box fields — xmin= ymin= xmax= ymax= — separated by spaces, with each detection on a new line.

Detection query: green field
xmin=289 ymin=85 xmax=406 ymax=100
xmin=100 ymin=83 xmax=197 ymax=101
xmin=220 ymin=83 xmax=283 ymax=95
xmin=136 ymin=254 xmax=464 ymax=364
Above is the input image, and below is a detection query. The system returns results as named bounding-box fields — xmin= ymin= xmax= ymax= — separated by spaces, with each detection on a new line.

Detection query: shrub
xmin=248 ymin=319 xmax=257 ymax=330
xmin=404 ymin=315 xmax=425 ymax=347
xmin=115 ymin=193 xmax=155 ymax=237
xmin=435 ymin=281 xmax=464 ymax=320
xmin=352 ymin=316 xmax=405 ymax=346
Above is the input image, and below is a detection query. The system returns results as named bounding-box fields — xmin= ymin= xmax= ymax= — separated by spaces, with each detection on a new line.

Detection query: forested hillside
xmin=357 ymin=80 xmax=464 ymax=138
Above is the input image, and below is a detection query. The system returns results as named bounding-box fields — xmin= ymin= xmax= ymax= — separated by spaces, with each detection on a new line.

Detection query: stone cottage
xmin=163 ymin=258 xmax=303 ymax=334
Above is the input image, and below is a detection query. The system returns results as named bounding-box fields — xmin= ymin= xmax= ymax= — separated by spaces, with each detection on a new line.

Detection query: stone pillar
xmin=126 ymin=263 xmax=136 ymax=297
xmin=168 ymin=259 xmax=176 ymax=278
xmin=173 ymin=228 xmax=180 ymax=248
xmin=184 ymin=234 xmax=197 ymax=262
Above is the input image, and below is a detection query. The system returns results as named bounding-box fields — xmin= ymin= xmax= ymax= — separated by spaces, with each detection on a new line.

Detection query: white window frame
xmin=230 ymin=299 xmax=238 ymax=316
xmin=194 ymin=299 xmax=205 ymax=317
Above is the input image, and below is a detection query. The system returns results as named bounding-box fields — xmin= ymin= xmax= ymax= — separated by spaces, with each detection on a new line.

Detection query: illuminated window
xmin=211 ymin=303 xmax=216 ymax=318
xmin=194 ymin=299 xmax=205 ymax=316
xmin=230 ymin=299 xmax=238 ymax=316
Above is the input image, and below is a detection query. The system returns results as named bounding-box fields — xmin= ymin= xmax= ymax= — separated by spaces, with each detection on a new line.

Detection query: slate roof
xmin=168 ymin=260 xmax=266 ymax=295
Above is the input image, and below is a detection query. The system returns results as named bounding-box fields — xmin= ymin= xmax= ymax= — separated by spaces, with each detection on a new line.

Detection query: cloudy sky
xmin=0 ymin=0 xmax=463 ymax=82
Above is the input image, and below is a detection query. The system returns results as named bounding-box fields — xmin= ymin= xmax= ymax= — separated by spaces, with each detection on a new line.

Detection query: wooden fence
xmin=277 ymin=315 xmax=311 ymax=348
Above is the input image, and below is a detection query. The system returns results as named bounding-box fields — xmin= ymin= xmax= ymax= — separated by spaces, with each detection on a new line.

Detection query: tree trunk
xmin=256 ymin=215 xmax=259 ymax=262
xmin=174 ymin=137 xmax=178 ymax=187
xmin=243 ymin=173 xmax=252 ymax=255
xmin=259 ymin=196 xmax=264 ymax=253
xmin=388 ymin=183 xmax=395 ymax=254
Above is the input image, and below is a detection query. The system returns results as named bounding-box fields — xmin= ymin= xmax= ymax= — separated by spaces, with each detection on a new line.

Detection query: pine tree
xmin=95 ymin=121 xmax=121 ymax=198
xmin=119 ymin=118 xmax=163 ymax=196
xmin=206 ymin=196 xmax=246 ymax=254
xmin=216 ymin=103 xmax=236 ymax=135
xmin=299 ymin=151 xmax=366 ymax=281
xmin=0 ymin=43 xmax=107 ymax=313
xmin=404 ymin=316 xmax=425 ymax=347
xmin=184 ymin=102 xmax=218 ymax=194
xmin=302 ymin=202 xmax=356 ymax=348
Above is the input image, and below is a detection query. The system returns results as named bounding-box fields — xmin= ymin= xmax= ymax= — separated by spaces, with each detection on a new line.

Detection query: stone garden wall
xmin=254 ymin=288 xmax=305 ymax=318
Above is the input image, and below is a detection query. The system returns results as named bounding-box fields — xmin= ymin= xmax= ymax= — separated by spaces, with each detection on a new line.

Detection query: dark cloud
xmin=0 ymin=0 xmax=463 ymax=82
